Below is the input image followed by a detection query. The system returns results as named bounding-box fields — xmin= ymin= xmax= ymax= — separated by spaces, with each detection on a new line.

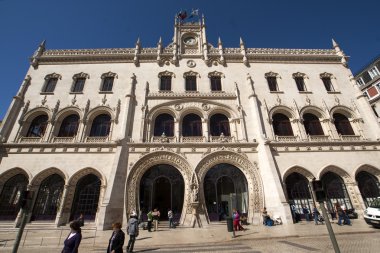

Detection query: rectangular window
xmin=368 ymin=67 xmax=380 ymax=79
xmin=72 ymin=78 xmax=86 ymax=93
xmin=210 ymin=76 xmax=222 ymax=91
xmin=295 ymin=77 xmax=306 ymax=91
xmin=356 ymin=77 xmax=364 ymax=86
xmin=322 ymin=77 xmax=334 ymax=92
xmin=43 ymin=78 xmax=58 ymax=93
xmin=267 ymin=77 xmax=278 ymax=91
xmin=185 ymin=76 xmax=197 ymax=91
xmin=101 ymin=77 xmax=114 ymax=92
xmin=160 ymin=76 xmax=172 ymax=91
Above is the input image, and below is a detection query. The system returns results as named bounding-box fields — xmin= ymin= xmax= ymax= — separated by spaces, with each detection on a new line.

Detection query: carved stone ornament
xmin=174 ymin=104 xmax=183 ymax=111
xmin=334 ymin=95 xmax=340 ymax=105
xmin=101 ymin=71 xmax=118 ymax=79
xmin=158 ymin=70 xmax=176 ymax=78
xmin=71 ymin=94 xmax=77 ymax=105
xmin=207 ymin=71 xmax=225 ymax=78
xmin=202 ymin=103 xmax=210 ymax=111
xmin=41 ymin=95 xmax=47 ymax=105
xmin=305 ymin=95 xmax=311 ymax=105
xmin=44 ymin=72 xmax=62 ymax=80
xmin=183 ymin=71 xmax=200 ymax=78
xmin=292 ymin=72 xmax=307 ymax=79
xmin=72 ymin=72 xmax=90 ymax=80
xmin=264 ymin=71 xmax=279 ymax=78
xmin=187 ymin=60 xmax=196 ymax=68
xmin=320 ymin=72 xmax=333 ymax=79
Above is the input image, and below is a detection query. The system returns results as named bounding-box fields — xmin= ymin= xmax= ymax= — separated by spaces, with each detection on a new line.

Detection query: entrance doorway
xmin=204 ymin=164 xmax=248 ymax=221
xmin=139 ymin=165 xmax=184 ymax=221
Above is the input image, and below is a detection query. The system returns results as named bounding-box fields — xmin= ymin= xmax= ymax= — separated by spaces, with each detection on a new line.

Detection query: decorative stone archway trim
xmin=125 ymin=151 xmax=193 ymax=224
xmin=194 ymin=150 xmax=263 ymax=223
xmin=354 ymin=164 xmax=380 ymax=181
xmin=282 ymin=166 xmax=316 ymax=182
xmin=30 ymin=167 xmax=68 ymax=186
xmin=0 ymin=167 xmax=32 ymax=187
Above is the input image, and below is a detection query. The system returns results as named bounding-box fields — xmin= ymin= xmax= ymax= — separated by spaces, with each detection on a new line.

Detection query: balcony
xmin=339 ymin=135 xmax=363 ymax=141
xmin=306 ymin=135 xmax=331 ymax=142
xmin=85 ymin=136 xmax=109 ymax=143
xmin=18 ymin=137 xmax=42 ymax=143
xmin=275 ymin=135 xmax=300 ymax=142
xmin=51 ymin=136 xmax=76 ymax=143
xmin=180 ymin=136 xmax=206 ymax=143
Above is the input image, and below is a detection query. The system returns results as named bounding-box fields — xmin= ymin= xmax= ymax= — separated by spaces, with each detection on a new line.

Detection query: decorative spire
xmin=136 ymin=37 xmax=141 ymax=47
xmin=332 ymin=38 xmax=339 ymax=48
xmin=31 ymin=39 xmax=46 ymax=69
xmin=332 ymin=38 xmax=347 ymax=67
xmin=218 ymin=37 xmax=222 ymax=46
xmin=134 ymin=38 xmax=140 ymax=66
xmin=240 ymin=37 xmax=248 ymax=66
xmin=240 ymin=37 xmax=245 ymax=47
xmin=202 ymin=14 xmax=205 ymax=25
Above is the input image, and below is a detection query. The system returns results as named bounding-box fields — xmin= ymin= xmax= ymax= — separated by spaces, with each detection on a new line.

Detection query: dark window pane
xmin=210 ymin=76 xmax=222 ymax=91
xmin=273 ymin=113 xmax=294 ymax=136
xmin=90 ymin=114 xmax=111 ymax=137
xmin=186 ymin=76 xmax=197 ymax=91
xmin=322 ymin=172 xmax=353 ymax=213
xmin=154 ymin=114 xmax=174 ymax=136
xmin=0 ymin=174 xmax=28 ymax=220
xmin=26 ymin=115 xmax=48 ymax=137
xmin=333 ymin=113 xmax=354 ymax=135
xmin=43 ymin=78 xmax=57 ymax=93
xmin=303 ymin=113 xmax=324 ymax=135
xmin=295 ymin=77 xmax=305 ymax=91
xmin=160 ymin=76 xmax=172 ymax=91
xmin=362 ymin=72 xmax=372 ymax=83
xmin=182 ymin=114 xmax=202 ymax=136
xmin=267 ymin=77 xmax=278 ymax=91
xmin=210 ymin=114 xmax=230 ymax=136
xmin=101 ymin=77 xmax=114 ymax=92
xmin=322 ymin=77 xmax=333 ymax=91
xmin=72 ymin=78 xmax=86 ymax=92
xmin=58 ymin=114 xmax=79 ymax=137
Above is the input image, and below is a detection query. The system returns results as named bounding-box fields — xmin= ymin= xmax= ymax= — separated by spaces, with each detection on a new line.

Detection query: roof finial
xmin=202 ymin=14 xmax=205 ymax=25
xmin=136 ymin=37 xmax=140 ymax=46
xmin=240 ymin=37 xmax=245 ymax=46
xmin=332 ymin=38 xmax=339 ymax=48
xmin=218 ymin=37 xmax=222 ymax=46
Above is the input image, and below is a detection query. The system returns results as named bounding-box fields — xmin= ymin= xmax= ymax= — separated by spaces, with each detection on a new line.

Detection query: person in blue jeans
xmin=302 ymin=206 xmax=310 ymax=221
xmin=335 ymin=202 xmax=351 ymax=226
xmin=312 ymin=206 xmax=320 ymax=225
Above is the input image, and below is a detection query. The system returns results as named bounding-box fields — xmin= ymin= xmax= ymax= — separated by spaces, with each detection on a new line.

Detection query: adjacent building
xmin=355 ymin=56 xmax=380 ymax=118
xmin=0 ymin=15 xmax=380 ymax=230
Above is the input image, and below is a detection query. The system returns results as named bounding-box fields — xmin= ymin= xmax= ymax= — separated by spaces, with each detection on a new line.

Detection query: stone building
xmin=355 ymin=55 xmax=380 ymax=118
xmin=0 ymin=15 xmax=380 ymax=230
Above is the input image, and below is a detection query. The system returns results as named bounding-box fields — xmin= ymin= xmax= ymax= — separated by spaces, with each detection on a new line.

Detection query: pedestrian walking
xmin=232 ymin=209 xmax=245 ymax=231
xmin=62 ymin=221 xmax=82 ymax=253
xmin=152 ymin=208 xmax=160 ymax=231
xmin=302 ymin=205 xmax=310 ymax=221
xmin=335 ymin=202 xmax=351 ymax=226
xmin=107 ymin=222 xmax=125 ymax=253
xmin=312 ymin=206 xmax=320 ymax=225
xmin=126 ymin=211 xmax=139 ymax=253
xmin=168 ymin=209 xmax=174 ymax=228
xmin=147 ymin=210 xmax=153 ymax=232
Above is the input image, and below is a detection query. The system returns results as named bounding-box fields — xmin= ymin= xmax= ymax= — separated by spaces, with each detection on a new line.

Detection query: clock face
xmin=183 ymin=36 xmax=197 ymax=46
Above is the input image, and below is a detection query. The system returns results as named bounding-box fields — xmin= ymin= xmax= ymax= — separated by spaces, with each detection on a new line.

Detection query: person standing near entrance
xmin=107 ymin=222 xmax=125 ymax=253
xmin=126 ymin=212 xmax=139 ymax=253
xmin=168 ymin=209 xmax=174 ymax=228
xmin=62 ymin=221 xmax=82 ymax=253
xmin=147 ymin=210 xmax=153 ymax=232
xmin=152 ymin=208 xmax=160 ymax=231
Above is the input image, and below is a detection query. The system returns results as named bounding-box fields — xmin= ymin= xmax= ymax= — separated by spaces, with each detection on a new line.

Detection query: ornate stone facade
xmin=0 ymin=15 xmax=380 ymax=230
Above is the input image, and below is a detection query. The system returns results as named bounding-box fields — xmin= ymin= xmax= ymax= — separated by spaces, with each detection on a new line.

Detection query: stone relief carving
xmin=187 ymin=60 xmax=196 ymax=68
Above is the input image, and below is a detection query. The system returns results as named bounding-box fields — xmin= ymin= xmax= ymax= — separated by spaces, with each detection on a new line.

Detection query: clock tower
xmin=173 ymin=15 xmax=207 ymax=59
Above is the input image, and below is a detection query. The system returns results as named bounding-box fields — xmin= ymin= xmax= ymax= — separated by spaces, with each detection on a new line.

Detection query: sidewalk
xmin=0 ymin=218 xmax=379 ymax=252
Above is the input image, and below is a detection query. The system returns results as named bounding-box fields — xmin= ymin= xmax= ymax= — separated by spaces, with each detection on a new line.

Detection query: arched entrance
xmin=139 ymin=165 xmax=184 ymax=220
xmin=0 ymin=174 xmax=28 ymax=220
xmin=204 ymin=164 xmax=248 ymax=221
xmin=31 ymin=174 xmax=64 ymax=221
xmin=285 ymin=173 xmax=314 ymax=219
xmin=356 ymin=171 xmax=380 ymax=207
xmin=70 ymin=174 xmax=101 ymax=221
xmin=321 ymin=172 xmax=353 ymax=214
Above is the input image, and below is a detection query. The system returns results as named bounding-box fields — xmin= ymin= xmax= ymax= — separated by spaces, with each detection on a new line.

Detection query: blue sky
xmin=0 ymin=0 xmax=379 ymax=119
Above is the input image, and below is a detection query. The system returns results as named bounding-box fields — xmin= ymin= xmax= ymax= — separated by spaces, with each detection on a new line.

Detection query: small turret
xmin=134 ymin=37 xmax=141 ymax=66
xmin=157 ymin=37 xmax=162 ymax=63
xmin=30 ymin=40 xmax=46 ymax=69
xmin=218 ymin=37 xmax=225 ymax=64
xmin=332 ymin=38 xmax=348 ymax=67
xmin=240 ymin=37 xmax=248 ymax=66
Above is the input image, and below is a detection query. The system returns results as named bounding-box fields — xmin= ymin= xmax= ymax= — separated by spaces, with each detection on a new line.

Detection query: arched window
xmin=273 ymin=113 xmax=294 ymax=136
xmin=285 ymin=173 xmax=313 ymax=220
xmin=182 ymin=114 xmax=202 ymax=136
xmin=90 ymin=114 xmax=111 ymax=137
xmin=210 ymin=114 xmax=230 ymax=136
xmin=303 ymin=113 xmax=324 ymax=135
xmin=70 ymin=174 xmax=101 ymax=221
xmin=26 ymin=115 xmax=48 ymax=137
xmin=333 ymin=113 xmax=354 ymax=135
xmin=321 ymin=172 xmax=353 ymax=215
xmin=0 ymin=174 xmax=28 ymax=220
xmin=356 ymin=171 xmax=380 ymax=207
xmin=154 ymin=114 xmax=174 ymax=136
xmin=58 ymin=114 xmax=79 ymax=137
xmin=31 ymin=174 xmax=64 ymax=221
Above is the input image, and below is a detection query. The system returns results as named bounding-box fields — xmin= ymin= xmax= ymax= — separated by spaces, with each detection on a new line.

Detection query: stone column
xmin=202 ymin=119 xmax=209 ymax=142
xmin=55 ymin=184 xmax=69 ymax=226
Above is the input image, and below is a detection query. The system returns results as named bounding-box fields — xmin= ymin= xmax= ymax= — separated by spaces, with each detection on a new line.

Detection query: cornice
xmin=147 ymin=91 xmax=237 ymax=99
xmin=38 ymin=47 xmax=340 ymax=65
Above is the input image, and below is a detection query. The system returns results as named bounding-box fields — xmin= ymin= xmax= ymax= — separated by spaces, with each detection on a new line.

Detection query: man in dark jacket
xmin=126 ymin=212 xmax=139 ymax=253
xmin=107 ymin=222 xmax=125 ymax=253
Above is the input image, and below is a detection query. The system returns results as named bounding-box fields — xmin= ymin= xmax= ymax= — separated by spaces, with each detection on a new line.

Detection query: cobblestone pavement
xmin=3 ymin=233 xmax=380 ymax=252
